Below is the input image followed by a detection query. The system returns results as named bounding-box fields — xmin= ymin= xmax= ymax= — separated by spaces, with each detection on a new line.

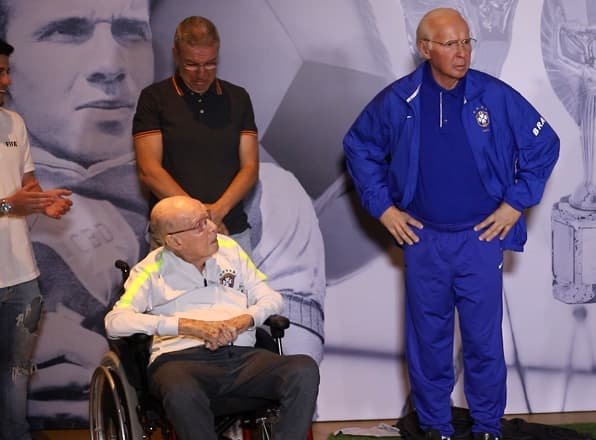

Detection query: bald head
xmin=149 ymin=196 xmax=218 ymax=267
xmin=416 ymin=7 xmax=468 ymax=42
xmin=150 ymin=196 xmax=204 ymax=246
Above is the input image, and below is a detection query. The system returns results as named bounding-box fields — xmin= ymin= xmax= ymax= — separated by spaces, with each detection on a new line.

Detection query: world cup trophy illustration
xmin=543 ymin=0 xmax=596 ymax=304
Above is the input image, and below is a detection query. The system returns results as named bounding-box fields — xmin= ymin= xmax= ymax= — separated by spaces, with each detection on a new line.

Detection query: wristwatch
xmin=0 ymin=199 xmax=12 ymax=215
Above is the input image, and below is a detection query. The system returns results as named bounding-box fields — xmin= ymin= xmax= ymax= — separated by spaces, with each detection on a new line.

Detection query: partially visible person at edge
xmin=133 ymin=15 xmax=258 ymax=254
xmin=1 ymin=0 xmax=154 ymax=424
xmin=105 ymin=195 xmax=319 ymax=440
xmin=343 ymin=8 xmax=559 ymax=440
xmin=0 ymin=38 xmax=72 ymax=440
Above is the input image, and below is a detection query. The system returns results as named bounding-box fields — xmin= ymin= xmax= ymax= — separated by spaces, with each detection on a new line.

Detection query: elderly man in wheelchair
xmin=99 ymin=195 xmax=319 ymax=440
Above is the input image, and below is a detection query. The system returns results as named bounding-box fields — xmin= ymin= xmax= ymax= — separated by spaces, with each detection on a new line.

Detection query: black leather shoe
xmin=425 ymin=428 xmax=452 ymax=440
xmin=473 ymin=433 xmax=501 ymax=440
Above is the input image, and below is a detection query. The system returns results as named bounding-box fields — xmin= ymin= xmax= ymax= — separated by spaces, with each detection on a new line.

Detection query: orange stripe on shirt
xmin=171 ymin=76 xmax=183 ymax=96
xmin=240 ymin=130 xmax=258 ymax=137
xmin=134 ymin=130 xmax=162 ymax=140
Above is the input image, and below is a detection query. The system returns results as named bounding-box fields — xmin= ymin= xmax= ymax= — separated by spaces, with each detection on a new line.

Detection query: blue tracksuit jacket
xmin=343 ymin=61 xmax=560 ymax=251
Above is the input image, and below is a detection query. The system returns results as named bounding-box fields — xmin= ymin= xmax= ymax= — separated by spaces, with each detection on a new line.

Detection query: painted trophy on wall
xmin=543 ymin=0 xmax=596 ymax=304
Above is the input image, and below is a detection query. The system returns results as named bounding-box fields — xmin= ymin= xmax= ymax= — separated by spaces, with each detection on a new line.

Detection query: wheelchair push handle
xmin=264 ymin=314 xmax=289 ymax=330
xmin=264 ymin=314 xmax=290 ymax=340
xmin=114 ymin=260 xmax=130 ymax=284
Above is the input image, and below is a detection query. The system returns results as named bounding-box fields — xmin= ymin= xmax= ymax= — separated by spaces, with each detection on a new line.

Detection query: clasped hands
xmin=204 ymin=201 xmax=229 ymax=235
xmin=10 ymin=181 xmax=72 ymax=219
xmin=380 ymin=202 xmax=521 ymax=245
xmin=179 ymin=314 xmax=254 ymax=351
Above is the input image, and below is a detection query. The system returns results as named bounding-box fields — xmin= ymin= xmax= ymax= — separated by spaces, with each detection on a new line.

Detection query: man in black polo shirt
xmin=133 ymin=15 xmax=258 ymax=252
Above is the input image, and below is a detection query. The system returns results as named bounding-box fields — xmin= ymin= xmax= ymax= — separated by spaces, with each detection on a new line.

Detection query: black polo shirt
xmin=133 ymin=76 xmax=258 ymax=234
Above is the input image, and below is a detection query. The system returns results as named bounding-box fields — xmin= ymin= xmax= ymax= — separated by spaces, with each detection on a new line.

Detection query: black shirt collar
xmin=173 ymin=75 xmax=230 ymax=128
xmin=174 ymin=74 xmax=222 ymax=97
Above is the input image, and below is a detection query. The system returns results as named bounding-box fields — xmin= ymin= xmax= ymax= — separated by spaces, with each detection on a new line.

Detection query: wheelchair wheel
xmin=89 ymin=365 xmax=131 ymax=440
xmin=246 ymin=419 xmax=273 ymax=440
xmin=239 ymin=407 xmax=278 ymax=440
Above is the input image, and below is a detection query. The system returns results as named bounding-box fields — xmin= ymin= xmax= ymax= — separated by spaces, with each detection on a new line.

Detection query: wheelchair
xmin=89 ymin=260 xmax=297 ymax=440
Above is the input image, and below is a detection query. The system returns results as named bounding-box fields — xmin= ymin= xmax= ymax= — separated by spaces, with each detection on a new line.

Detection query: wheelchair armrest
xmin=109 ymin=333 xmax=152 ymax=353
xmin=108 ymin=333 xmax=152 ymax=392
xmin=263 ymin=314 xmax=290 ymax=339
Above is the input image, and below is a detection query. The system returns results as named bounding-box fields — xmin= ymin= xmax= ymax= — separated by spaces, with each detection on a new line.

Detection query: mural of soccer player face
xmin=4 ymin=0 xmax=154 ymax=166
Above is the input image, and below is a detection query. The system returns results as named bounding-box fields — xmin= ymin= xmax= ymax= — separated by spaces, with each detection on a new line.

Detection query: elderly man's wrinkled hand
xmin=205 ymin=321 xmax=238 ymax=350
xmin=180 ymin=318 xmax=238 ymax=350
xmin=223 ymin=314 xmax=254 ymax=334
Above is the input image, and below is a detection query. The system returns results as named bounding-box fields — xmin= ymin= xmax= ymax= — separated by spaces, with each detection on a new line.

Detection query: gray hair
xmin=174 ymin=16 xmax=220 ymax=51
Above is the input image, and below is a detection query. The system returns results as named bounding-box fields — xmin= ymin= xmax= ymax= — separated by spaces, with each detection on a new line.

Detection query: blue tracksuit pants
xmin=403 ymin=226 xmax=506 ymax=437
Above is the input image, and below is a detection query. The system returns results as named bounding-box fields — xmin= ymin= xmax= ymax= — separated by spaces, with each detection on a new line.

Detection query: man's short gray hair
xmin=174 ymin=16 xmax=220 ymax=50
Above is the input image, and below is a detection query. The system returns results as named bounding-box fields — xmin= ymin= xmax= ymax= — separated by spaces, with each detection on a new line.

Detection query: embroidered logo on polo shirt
xmin=474 ymin=106 xmax=490 ymax=128
xmin=219 ymin=268 xmax=237 ymax=288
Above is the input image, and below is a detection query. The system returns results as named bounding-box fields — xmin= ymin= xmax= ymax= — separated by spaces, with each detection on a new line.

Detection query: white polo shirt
xmin=0 ymin=107 xmax=39 ymax=287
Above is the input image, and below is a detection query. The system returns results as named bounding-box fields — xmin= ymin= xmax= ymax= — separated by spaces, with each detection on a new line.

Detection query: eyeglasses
xmin=181 ymin=60 xmax=218 ymax=72
xmin=167 ymin=212 xmax=213 ymax=236
xmin=421 ymin=38 xmax=476 ymax=50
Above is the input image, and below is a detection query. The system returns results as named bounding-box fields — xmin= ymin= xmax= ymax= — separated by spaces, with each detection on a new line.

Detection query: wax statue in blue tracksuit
xmin=343 ymin=8 xmax=559 ymax=440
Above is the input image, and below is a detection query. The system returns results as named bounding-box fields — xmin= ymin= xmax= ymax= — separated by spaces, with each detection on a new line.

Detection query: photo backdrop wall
xmin=1 ymin=0 xmax=594 ymax=428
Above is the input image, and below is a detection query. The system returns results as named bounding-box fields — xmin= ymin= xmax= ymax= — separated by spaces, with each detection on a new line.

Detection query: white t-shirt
xmin=0 ymin=107 xmax=39 ymax=287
